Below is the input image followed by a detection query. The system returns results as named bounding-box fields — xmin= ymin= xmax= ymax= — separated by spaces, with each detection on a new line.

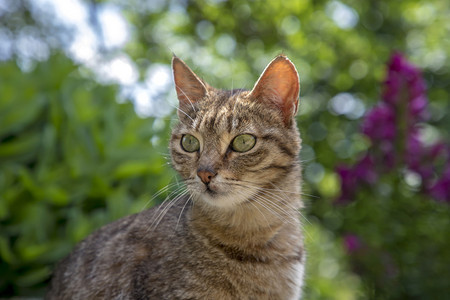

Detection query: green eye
xmin=232 ymin=134 xmax=256 ymax=152
xmin=181 ymin=134 xmax=200 ymax=152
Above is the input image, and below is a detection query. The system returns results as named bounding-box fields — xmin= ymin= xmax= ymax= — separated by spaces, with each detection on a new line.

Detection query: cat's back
xmin=46 ymin=198 xmax=193 ymax=299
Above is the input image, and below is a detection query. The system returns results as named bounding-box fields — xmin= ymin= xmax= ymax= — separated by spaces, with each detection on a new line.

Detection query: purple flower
xmin=362 ymin=104 xmax=396 ymax=142
xmin=382 ymin=53 xmax=429 ymax=143
xmin=344 ymin=234 xmax=362 ymax=253
xmin=336 ymin=165 xmax=358 ymax=203
xmin=353 ymin=155 xmax=378 ymax=184
xmin=383 ymin=53 xmax=427 ymax=111
xmin=430 ymin=142 xmax=448 ymax=161
xmin=336 ymin=155 xmax=378 ymax=203
xmin=429 ymin=166 xmax=450 ymax=202
xmin=379 ymin=141 xmax=396 ymax=169
xmin=405 ymin=133 xmax=432 ymax=179
xmin=406 ymin=138 xmax=450 ymax=189
xmin=409 ymin=95 xmax=429 ymax=120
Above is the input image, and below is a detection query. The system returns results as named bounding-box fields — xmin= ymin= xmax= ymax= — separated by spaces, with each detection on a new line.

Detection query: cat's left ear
xmin=248 ymin=55 xmax=300 ymax=125
xmin=172 ymin=56 xmax=209 ymax=108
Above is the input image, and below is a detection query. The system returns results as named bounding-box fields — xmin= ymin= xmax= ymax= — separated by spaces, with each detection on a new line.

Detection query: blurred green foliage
xmin=1 ymin=0 xmax=449 ymax=298
xmin=0 ymin=55 xmax=173 ymax=296
xmin=337 ymin=187 xmax=450 ymax=298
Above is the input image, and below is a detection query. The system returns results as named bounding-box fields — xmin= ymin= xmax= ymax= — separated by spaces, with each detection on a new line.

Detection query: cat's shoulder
xmin=87 ymin=194 xmax=192 ymax=243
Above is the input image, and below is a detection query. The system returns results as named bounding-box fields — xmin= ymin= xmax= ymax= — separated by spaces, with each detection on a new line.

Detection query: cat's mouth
xmin=203 ymin=182 xmax=219 ymax=195
xmin=205 ymin=187 xmax=217 ymax=195
xmin=191 ymin=180 xmax=262 ymax=208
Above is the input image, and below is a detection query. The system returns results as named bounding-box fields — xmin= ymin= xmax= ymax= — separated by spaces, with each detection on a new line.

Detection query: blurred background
xmin=1 ymin=0 xmax=449 ymax=298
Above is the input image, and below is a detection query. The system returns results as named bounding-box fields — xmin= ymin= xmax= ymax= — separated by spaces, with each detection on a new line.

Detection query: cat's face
xmin=170 ymin=56 xmax=301 ymax=209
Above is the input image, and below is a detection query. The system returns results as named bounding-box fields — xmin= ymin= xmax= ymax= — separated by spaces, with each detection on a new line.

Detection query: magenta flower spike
xmin=383 ymin=53 xmax=427 ymax=112
xmin=383 ymin=53 xmax=429 ymax=131
xmin=336 ymin=52 xmax=449 ymax=203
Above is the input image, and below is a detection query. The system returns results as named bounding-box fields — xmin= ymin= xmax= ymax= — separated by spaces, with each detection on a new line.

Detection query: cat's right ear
xmin=248 ymin=55 xmax=300 ymax=126
xmin=172 ymin=56 xmax=208 ymax=109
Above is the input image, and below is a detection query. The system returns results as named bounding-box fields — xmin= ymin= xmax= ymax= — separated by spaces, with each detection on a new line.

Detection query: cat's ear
xmin=172 ymin=56 xmax=209 ymax=107
xmin=248 ymin=55 xmax=300 ymax=125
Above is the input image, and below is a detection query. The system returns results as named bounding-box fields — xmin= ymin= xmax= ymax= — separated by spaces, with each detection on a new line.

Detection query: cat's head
xmin=170 ymin=55 xmax=301 ymax=209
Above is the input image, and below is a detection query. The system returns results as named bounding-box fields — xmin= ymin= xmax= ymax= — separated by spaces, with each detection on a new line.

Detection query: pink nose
xmin=197 ymin=169 xmax=216 ymax=184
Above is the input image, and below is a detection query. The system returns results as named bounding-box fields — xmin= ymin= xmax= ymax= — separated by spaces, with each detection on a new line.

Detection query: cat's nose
xmin=197 ymin=168 xmax=216 ymax=185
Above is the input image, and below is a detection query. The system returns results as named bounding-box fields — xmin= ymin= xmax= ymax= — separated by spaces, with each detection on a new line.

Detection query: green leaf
xmin=0 ymin=133 xmax=40 ymax=160
xmin=44 ymin=186 xmax=69 ymax=206
xmin=114 ymin=161 xmax=155 ymax=179
xmin=0 ymin=95 xmax=45 ymax=138
xmin=16 ymin=266 xmax=51 ymax=287
xmin=0 ymin=237 xmax=15 ymax=264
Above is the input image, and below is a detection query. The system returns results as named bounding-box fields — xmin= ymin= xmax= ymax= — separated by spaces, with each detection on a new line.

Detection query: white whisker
xmin=251 ymin=194 xmax=299 ymax=227
xmin=167 ymin=102 xmax=195 ymax=125
xmin=176 ymin=194 xmax=192 ymax=230
xmin=139 ymin=182 xmax=179 ymax=212
xmin=148 ymin=190 xmax=189 ymax=233
xmin=234 ymin=189 xmax=273 ymax=230
xmin=222 ymin=179 xmax=312 ymax=239
xmin=146 ymin=184 xmax=188 ymax=232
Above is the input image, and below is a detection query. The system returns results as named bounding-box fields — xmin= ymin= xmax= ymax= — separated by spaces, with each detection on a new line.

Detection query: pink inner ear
xmin=249 ymin=56 xmax=300 ymax=123
xmin=172 ymin=57 xmax=208 ymax=106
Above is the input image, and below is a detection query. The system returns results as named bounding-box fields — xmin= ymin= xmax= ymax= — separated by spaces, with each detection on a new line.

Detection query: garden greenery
xmin=1 ymin=0 xmax=449 ymax=298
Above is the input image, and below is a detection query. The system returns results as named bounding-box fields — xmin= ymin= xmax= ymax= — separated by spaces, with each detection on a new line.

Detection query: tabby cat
xmin=47 ymin=55 xmax=305 ymax=299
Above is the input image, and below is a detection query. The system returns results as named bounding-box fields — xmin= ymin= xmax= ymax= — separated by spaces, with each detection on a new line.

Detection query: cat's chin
xmin=192 ymin=185 xmax=256 ymax=209
xmin=198 ymin=192 xmax=244 ymax=209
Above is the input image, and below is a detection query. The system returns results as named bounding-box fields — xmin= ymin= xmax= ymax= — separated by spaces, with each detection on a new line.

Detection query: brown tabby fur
xmin=47 ymin=55 xmax=305 ymax=299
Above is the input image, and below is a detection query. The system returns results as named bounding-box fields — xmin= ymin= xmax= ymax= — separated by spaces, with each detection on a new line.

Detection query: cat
xmin=46 ymin=54 xmax=305 ymax=300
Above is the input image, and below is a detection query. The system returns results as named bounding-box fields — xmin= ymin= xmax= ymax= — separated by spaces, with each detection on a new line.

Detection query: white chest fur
xmin=289 ymin=260 xmax=305 ymax=300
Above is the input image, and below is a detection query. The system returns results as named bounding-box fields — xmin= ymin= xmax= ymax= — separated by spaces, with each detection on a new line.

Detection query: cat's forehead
xmin=193 ymin=92 xmax=265 ymax=132
xmin=174 ymin=89 xmax=285 ymax=139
